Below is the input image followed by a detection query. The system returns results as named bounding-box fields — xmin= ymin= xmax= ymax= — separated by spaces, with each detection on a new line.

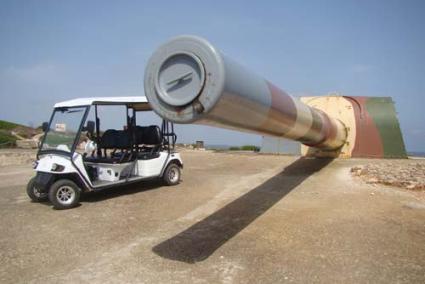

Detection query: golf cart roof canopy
xmin=54 ymin=96 xmax=151 ymax=111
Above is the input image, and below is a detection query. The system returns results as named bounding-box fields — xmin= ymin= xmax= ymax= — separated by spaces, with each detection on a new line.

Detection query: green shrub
xmin=228 ymin=145 xmax=260 ymax=151
xmin=0 ymin=120 xmax=20 ymax=130
xmin=240 ymin=145 xmax=260 ymax=152
xmin=0 ymin=131 xmax=16 ymax=148
xmin=229 ymin=146 xmax=240 ymax=151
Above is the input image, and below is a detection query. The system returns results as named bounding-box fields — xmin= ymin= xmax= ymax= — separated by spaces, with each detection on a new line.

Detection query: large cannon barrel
xmin=144 ymin=35 xmax=347 ymax=150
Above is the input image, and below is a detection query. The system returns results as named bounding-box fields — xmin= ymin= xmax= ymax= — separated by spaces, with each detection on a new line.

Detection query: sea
xmin=408 ymin=151 xmax=425 ymax=158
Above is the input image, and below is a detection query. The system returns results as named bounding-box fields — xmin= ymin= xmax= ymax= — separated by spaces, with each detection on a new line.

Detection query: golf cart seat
xmin=86 ymin=129 xmax=133 ymax=163
xmin=135 ymin=125 xmax=162 ymax=159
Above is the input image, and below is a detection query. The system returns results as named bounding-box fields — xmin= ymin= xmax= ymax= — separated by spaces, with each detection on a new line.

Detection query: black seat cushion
xmin=99 ymin=129 xmax=132 ymax=149
xmin=135 ymin=126 xmax=162 ymax=145
xmin=134 ymin=126 xmax=145 ymax=145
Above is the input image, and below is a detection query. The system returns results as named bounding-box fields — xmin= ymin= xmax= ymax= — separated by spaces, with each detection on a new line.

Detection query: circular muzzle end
xmin=155 ymin=52 xmax=206 ymax=107
xmin=144 ymin=35 xmax=225 ymax=123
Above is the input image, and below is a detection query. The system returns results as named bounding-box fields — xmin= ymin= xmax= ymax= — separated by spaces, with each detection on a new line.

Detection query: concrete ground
xmin=0 ymin=151 xmax=424 ymax=283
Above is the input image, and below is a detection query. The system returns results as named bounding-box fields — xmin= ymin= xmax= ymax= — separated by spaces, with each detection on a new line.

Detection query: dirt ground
xmin=0 ymin=150 xmax=424 ymax=283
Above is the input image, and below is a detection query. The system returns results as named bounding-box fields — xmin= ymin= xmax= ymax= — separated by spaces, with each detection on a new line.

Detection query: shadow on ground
xmin=82 ymin=180 xmax=163 ymax=203
xmin=152 ymin=157 xmax=333 ymax=263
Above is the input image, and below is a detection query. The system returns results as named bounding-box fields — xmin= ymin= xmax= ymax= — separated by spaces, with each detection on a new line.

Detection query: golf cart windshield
xmin=41 ymin=107 xmax=87 ymax=153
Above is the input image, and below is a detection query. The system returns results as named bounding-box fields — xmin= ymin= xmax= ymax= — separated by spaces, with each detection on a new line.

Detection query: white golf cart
xmin=27 ymin=96 xmax=183 ymax=209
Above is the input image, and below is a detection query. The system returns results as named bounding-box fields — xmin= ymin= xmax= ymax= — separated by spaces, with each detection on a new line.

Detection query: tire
xmin=26 ymin=177 xmax=48 ymax=202
xmin=163 ymin=163 xmax=181 ymax=186
xmin=48 ymin=179 xmax=81 ymax=210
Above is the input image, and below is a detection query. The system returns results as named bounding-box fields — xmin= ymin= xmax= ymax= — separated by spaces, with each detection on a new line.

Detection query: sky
xmin=0 ymin=0 xmax=424 ymax=151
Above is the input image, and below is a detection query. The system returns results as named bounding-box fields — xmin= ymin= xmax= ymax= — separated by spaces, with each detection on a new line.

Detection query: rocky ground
xmin=351 ymin=160 xmax=425 ymax=191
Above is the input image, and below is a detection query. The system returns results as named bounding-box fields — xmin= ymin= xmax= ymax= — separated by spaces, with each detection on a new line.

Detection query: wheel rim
xmin=33 ymin=186 xmax=45 ymax=198
xmin=168 ymin=167 xmax=179 ymax=183
xmin=56 ymin=186 xmax=76 ymax=205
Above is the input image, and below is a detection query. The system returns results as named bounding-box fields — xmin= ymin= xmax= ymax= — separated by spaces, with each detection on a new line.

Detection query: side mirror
xmin=85 ymin=120 xmax=95 ymax=135
xmin=41 ymin=122 xmax=49 ymax=132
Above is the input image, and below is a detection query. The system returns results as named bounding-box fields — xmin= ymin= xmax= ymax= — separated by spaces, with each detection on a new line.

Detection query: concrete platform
xmin=0 ymin=151 xmax=424 ymax=283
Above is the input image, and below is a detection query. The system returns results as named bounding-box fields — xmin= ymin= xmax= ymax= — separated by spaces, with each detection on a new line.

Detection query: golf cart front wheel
xmin=26 ymin=177 xmax=48 ymax=202
xmin=48 ymin=179 xmax=81 ymax=210
xmin=163 ymin=163 xmax=181 ymax=186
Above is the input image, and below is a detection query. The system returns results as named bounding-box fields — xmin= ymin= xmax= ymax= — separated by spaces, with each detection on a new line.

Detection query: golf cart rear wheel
xmin=48 ymin=179 xmax=81 ymax=210
xmin=26 ymin=177 xmax=48 ymax=202
xmin=163 ymin=163 xmax=181 ymax=186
